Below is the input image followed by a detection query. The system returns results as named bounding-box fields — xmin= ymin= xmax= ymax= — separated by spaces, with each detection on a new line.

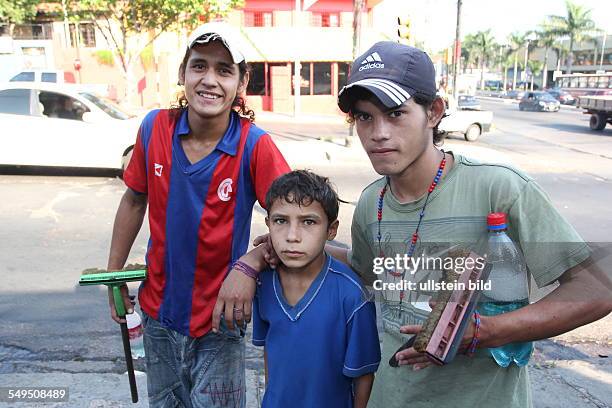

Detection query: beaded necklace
xmin=376 ymin=150 xmax=447 ymax=304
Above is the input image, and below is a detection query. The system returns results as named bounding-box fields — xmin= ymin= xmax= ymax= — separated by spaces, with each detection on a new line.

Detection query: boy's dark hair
xmin=172 ymin=44 xmax=255 ymax=122
xmin=346 ymin=88 xmax=446 ymax=145
xmin=265 ymin=170 xmax=339 ymax=225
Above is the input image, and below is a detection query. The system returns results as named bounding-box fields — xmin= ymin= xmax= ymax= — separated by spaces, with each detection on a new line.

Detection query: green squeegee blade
xmin=79 ymin=269 xmax=147 ymax=286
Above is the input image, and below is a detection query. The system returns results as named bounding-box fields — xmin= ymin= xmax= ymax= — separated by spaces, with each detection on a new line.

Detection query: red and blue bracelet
xmin=467 ymin=311 xmax=481 ymax=356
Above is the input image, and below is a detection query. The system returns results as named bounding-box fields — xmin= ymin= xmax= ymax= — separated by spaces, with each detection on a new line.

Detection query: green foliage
xmin=463 ymin=30 xmax=497 ymax=68
xmin=541 ymin=0 xmax=599 ymax=71
xmin=94 ymin=49 xmax=114 ymax=66
xmin=527 ymin=60 xmax=543 ymax=76
xmin=140 ymin=44 xmax=154 ymax=71
xmin=73 ymin=0 xmax=244 ymax=36
xmin=68 ymin=0 xmax=244 ymax=74
xmin=0 ymin=0 xmax=38 ymax=24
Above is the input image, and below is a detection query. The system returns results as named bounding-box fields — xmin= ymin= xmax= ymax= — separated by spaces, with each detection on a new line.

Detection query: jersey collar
xmin=175 ymin=109 xmax=242 ymax=157
xmin=273 ymin=255 xmax=331 ymax=322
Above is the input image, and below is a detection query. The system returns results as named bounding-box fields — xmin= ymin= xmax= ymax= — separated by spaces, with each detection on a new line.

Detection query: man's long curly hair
xmin=171 ymin=45 xmax=255 ymax=122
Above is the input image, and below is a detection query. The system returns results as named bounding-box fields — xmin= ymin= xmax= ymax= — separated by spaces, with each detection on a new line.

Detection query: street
xmin=0 ymin=99 xmax=611 ymax=407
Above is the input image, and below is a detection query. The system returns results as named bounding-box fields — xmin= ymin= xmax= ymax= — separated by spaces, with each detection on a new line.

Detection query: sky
xmin=376 ymin=0 xmax=612 ymax=52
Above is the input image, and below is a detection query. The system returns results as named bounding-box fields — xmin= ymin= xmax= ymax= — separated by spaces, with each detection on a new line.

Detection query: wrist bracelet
xmin=233 ymin=260 xmax=259 ymax=279
xmin=467 ymin=311 xmax=481 ymax=356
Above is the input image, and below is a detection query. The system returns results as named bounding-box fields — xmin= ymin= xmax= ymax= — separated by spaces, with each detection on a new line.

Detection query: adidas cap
xmin=338 ymin=41 xmax=437 ymax=113
xmin=187 ymin=22 xmax=246 ymax=64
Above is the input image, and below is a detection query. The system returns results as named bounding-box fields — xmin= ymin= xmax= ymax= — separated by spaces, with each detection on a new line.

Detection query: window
xmin=11 ymin=24 xmax=53 ymax=40
xmin=38 ymin=91 xmax=89 ymax=121
xmin=570 ymin=77 xmax=579 ymax=88
xmin=337 ymin=62 xmax=350 ymax=94
xmin=70 ymin=23 xmax=96 ymax=47
xmin=290 ymin=62 xmax=332 ymax=95
xmin=313 ymin=63 xmax=331 ymax=95
xmin=311 ymin=12 xmax=340 ymax=27
xmin=596 ymin=76 xmax=607 ymax=89
xmin=300 ymin=63 xmax=311 ymax=95
xmin=80 ymin=23 xmax=96 ymax=47
xmin=247 ymin=63 xmax=266 ymax=95
xmin=587 ymin=76 xmax=598 ymax=88
xmin=0 ymin=89 xmax=31 ymax=115
xmin=41 ymin=72 xmax=57 ymax=83
xmin=79 ymin=92 xmax=131 ymax=120
xmin=10 ymin=72 xmax=35 ymax=82
xmin=244 ymin=11 xmax=273 ymax=27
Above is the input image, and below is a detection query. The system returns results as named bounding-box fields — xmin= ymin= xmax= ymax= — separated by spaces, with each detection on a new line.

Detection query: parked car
xmin=0 ymin=82 xmax=140 ymax=170
xmin=546 ymin=88 xmax=576 ymax=105
xmin=504 ymin=90 xmax=525 ymax=100
xmin=457 ymin=94 xmax=481 ymax=110
xmin=10 ymin=69 xmax=76 ymax=84
xmin=518 ymin=91 xmax=560 ymax=112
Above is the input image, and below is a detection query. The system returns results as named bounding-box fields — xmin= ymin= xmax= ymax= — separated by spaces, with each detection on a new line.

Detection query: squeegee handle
xmin=113 ymin=285 xmax=126 ymax=317
xmin=120 ymin=322 xmax=139 ymax=403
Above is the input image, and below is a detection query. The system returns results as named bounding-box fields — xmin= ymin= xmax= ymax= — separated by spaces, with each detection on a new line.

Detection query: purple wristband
xmin=233 ymin=260 xmax=259 ymax=279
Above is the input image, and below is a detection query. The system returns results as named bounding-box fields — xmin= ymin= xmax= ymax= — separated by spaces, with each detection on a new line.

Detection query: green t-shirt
xmin=350 ymin=153 xmax=590 ymax=408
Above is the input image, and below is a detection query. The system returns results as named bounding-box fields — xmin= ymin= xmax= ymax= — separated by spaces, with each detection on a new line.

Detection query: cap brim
xmin=189 ymin=33 xmax=245 ymax=64
xmin=338 ymin=79 xmax=412 ymax=113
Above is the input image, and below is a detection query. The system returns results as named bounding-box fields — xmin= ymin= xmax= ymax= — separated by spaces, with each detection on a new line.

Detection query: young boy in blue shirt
xmin=251 ymin=170 xmax=381 ymax=408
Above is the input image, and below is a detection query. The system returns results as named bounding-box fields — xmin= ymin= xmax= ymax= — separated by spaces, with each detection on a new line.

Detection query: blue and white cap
xmin=338 ymin=41 xmax=437 ymax=113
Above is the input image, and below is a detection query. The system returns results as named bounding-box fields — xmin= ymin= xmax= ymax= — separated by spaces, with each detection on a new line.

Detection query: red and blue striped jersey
xmin=124 ymin=108 xmax=290 ymax=337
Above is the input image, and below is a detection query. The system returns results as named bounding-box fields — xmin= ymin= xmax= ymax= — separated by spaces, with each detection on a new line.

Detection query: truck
xmin=577 ymin=95 xmax=612 ymax=131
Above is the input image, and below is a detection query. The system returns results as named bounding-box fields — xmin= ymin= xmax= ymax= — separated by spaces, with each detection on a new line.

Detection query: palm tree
xmin=461 ymin=33 xmax=478 ymax=74
xmin=535 ymin=29 xmax=557 ymax=89
xmin=470 ymin=30 xmax=497 ymax=90
xmin=543 ymin=0 xmax=598 ymax=74
xmin=508 ymin=32 xmax=527 ymax=90
xmin=499 ymin=46 xmax=514 ymax=91
xmin=527 ymin=60 xmax=543 ymax=90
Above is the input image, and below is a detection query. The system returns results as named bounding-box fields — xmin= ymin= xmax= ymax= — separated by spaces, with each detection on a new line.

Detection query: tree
xmin=470 ymin=29 xmax=497 ymax=90
xmin=508 ymin=32 xmax=526 ymax=90
xmin=0 ymin=0 xmax=39 ymax=36
xmin=527 ymin=60 xmax=543 ymax=91
xmin=69 ymin=0 xmax=244 ymax=104
xmin=543 ymin=0 xmax=598 ymax=74
xmin=499 ymin=46 xmax=514 ymax=91
xmin=534 ymin=29 xmax=557 ymax=89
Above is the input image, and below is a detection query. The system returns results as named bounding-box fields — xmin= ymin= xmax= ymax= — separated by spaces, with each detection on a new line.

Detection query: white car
xmin=0 ymin=82 xmax=140 ymax=170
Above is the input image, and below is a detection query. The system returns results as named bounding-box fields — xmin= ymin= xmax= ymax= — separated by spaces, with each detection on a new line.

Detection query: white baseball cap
xmin=186 ymin=22 xmax=246 ymax=64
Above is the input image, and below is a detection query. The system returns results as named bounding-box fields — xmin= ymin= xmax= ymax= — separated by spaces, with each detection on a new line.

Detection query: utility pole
xmin=452 ymin=0 xmax=462 ymax=99
xmin=293 ymin=0 xmax=301 ymax=118
xmin=347 ymin=0 xmax=364 ymax=146
xmin=600 ymin=32 xmax=607 ymax=70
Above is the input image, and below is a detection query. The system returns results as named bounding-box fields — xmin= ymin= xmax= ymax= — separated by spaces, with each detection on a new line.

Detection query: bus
xmin=553 ymin=72 xmax=612 ymax=98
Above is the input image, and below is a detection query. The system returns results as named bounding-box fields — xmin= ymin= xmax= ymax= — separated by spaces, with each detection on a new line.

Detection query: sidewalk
xmin=0 ymin=128 xmax=609 ymax=408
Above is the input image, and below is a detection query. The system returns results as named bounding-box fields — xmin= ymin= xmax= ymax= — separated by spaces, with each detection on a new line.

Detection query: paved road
xmin=0 ymin=100 xmax=610 ymax=407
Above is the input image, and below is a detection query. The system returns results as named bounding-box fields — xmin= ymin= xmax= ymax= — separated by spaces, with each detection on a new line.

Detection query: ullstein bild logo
xmin=359 ymin=52 xmax=384 ymax=71
xmin=217 ymin=178 xmax=233 ymax=202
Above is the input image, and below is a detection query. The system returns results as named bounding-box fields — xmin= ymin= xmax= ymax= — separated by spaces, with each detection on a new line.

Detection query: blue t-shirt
xmin=253 ymin=255 xmax=381 ymax=408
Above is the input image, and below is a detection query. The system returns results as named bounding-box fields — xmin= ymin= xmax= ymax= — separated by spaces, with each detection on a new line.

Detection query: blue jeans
xmin=141 ymin=311 xmax=246 ymax=408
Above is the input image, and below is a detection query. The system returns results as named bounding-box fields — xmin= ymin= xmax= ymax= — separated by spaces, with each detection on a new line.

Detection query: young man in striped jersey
xmin=106 ymin=22 xmax=289 ymax=407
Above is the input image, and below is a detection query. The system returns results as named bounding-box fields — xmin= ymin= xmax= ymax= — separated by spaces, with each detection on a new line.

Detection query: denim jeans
xmin=141 ymin=311 xmax=246 ymax=408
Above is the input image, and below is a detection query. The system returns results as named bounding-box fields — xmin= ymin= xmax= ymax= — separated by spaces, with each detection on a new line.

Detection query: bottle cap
xmin=487 ymin=212 xmax=507 ymax=230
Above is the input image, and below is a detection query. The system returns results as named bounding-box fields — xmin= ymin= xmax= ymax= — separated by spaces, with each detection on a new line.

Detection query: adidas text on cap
xmin=187 ymin=22 xmax=246 ymax=64
xmin=338 ymin=41 xmax=437 ymax=113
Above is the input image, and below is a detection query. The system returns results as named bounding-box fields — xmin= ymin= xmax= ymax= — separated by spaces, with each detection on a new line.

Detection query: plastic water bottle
xmin=126 ymin=311 xmax=145 ymax=359
xmin=478 ymin=212 xmax=533 ymax=367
